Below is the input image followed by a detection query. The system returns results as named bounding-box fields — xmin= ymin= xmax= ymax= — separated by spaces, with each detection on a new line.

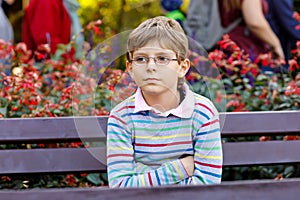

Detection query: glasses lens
xmin=134 ymin=57 xmax=148 ymax=66
xmin=156 ymin=56 xmax=169 ymax=65
xmin=132 ymin=56 xmax=176 ymax=66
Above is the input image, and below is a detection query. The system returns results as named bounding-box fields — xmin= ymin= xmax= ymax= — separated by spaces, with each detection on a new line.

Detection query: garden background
xmin=0 ymin=0 xmax=300 ymax=189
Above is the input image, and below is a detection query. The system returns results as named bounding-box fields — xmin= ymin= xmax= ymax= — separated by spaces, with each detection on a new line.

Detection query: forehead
xmin=133 ymin=42 xmax=175 ymax=55
xmin=133 ymin=47 xmax=176 ymax=56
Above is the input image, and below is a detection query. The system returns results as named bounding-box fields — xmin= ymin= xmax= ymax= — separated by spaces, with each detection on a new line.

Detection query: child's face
xmin=126 ymin=42 xmax=190 ymax=97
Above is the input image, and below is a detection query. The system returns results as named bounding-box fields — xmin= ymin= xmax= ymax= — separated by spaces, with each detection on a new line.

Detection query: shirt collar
xmin=134 ymin=83 xmax=195 ymax=118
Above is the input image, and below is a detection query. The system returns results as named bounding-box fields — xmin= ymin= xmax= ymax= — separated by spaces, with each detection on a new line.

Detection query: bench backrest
xmin=0 ymin=111 xmax=300 ymax=175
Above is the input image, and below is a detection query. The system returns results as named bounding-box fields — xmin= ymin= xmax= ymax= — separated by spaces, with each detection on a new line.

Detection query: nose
xmin=148 ymin=57 xmax=156 ymax=65
xmin=146 ymin=58 xmax=157 ymax=71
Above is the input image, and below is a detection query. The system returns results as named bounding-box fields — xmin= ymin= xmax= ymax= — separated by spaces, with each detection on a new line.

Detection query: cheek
xmin=130 ymin=68 xmax=143 ymax=81
xmin=165 ymin=66 xmax=180 ymax=76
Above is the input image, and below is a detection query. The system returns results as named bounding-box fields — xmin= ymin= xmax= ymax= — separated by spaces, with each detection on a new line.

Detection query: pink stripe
xmin=196 ymin=103 xmax=214 ymax=116
xmin=202 ymin=119 xmax=219 ymax=127
xmin=116 ymin=106 xmax=135 ymax=112
xmin=148 ymin=173 xmax=153 ymax=186
xmin=110 ymin=115 xmax=126 ymax=125
xmin=135 ymin=141 xmax=191 ymax=147
xmin=195 ymin=161 xmax=222 ymax=169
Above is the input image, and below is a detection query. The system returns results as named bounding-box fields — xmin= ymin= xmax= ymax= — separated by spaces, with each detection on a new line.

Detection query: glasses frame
xmin=129 ymin=56 xmax=180 ymax=67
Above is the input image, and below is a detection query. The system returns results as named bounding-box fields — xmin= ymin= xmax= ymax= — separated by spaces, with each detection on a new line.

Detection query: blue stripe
xmin=130 ymin=177 xmax=134 ymax=187
xmin=196 ymin=168 xmax=222 ymax=178
xmin=162 ymin=167 xmax=169 ymax=184
xmin=197 ymin=138 xmax=221 ymax=143
xmin=196 ymin=128 xmax=220 ymax=136
xmin=108 ymin=160 xmax=132 ymax=167
xmin=107 ymin=131 xmax=131 ymax=139
xmin=121 ymin=112 xmax=146 ymax=118
xmin=107 ymin=122 xmax=131 ymax=135
xmin=155 ymin=170 xmax=161 ymax=186
xmin=127 ymin=118 xmax=182 ymax=125
xmin=193 ymin=118 xmax=204 ymax=126
xmin=124 ymin=178 xmax=130 ymax=187
xmin=108 ymin=168 xmax=133 ymax=174
xmin=205 ymin=179 xmax=215 ymax=184
xmin=194 ymin=110 xmax=210 ymax=120
xmin=135 ymin=148 xmax=194 ymax=155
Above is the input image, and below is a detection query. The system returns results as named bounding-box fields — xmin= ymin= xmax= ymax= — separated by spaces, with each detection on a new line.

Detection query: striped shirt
xmin=107 ymin=84 xmax=222 ymax=187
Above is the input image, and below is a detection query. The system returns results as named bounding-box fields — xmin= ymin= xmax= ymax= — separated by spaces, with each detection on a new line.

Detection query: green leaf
xmin=87 ymin=173 xmax=104 ymax=185
xmin=0 ymin=107 xmax=7 ymax=117
xmin=222 ymin=78 xmax=233 ymax=87
xmin=283 ymin=166 xmax=294 ymax=176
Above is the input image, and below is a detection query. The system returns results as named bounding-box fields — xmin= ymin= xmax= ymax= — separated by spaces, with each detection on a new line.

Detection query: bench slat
xmin=220 ymin=111 xmax=300 ymax=136
xmin=223 ymin=140 xmax=300 ymax=166
xmin=0 ymin=111 xmax=299 ymax=143
xmin=0 ymin=111 xmax=299 ymax=175
xmin=0 ymin=117 xmax=108 ymax=143
xmin=0 ymin=147 xmax=107 ymax=174
xmin=1 ymin=141 xmax=300 ymax=174
xmin=0 ymin=178 xmax=300 ymax=200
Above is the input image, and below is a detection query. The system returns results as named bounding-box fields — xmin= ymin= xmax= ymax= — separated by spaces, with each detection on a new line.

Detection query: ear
xmin=178 ymin=58 xmax=190 ymax=78
xmin=126 ymin=60 xmax=134 ymax=78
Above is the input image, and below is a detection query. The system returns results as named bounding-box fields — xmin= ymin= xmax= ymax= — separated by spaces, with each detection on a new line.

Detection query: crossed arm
xmin=106 ymin=113 xmax=222 ymax=187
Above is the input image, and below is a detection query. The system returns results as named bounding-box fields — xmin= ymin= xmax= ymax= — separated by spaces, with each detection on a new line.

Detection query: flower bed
xmin=0 ymin=30 xmax=300 ymax=188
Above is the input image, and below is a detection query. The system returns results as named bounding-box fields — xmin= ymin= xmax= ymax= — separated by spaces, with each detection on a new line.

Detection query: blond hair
xmin=127 ymin=16 xmax=189 ymax=60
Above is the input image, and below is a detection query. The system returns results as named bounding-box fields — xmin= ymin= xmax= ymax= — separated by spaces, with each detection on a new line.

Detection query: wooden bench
xmin=1 ymin=111 xmax=300 ymax=199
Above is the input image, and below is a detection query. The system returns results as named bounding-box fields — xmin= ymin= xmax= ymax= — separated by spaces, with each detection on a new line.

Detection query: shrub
xmin=0 ymin=32 xmax=300 ymax=188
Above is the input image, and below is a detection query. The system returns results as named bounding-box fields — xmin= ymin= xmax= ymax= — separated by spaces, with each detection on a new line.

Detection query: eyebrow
xmin=133 ymin=52 xmax=175 ymax=57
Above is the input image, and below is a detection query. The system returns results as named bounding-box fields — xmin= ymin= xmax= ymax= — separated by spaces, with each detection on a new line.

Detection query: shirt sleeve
xmin=106 ymin=113 xmax=189 ymax=188
xmin=271 ymin=0 xmax=300 ymax=40
xmin=178 ymin=110 xmax=223 ymax=185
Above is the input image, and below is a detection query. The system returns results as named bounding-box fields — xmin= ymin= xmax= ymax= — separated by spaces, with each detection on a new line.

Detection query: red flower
xmin=293 ymin=11 xmax=300 ymax=22
xmin=259 ymin=136 xmax=271 ymax=141
xmin=289 ymin=59 xmax=299 ymax=71
xmin=35 ymin=52 xmax=45 ymax=60
xmin=39 ymin=144 xmax=45 ymax=148
xmin=66 ymin=174 xmax=77 ymax=186
xmin=283 ymin=135 xmax=300 ymax=141
xmin=214 ymin=91 xmax=223 ymax=103
xmin=93 ymin=25 xmax=102 ymax=35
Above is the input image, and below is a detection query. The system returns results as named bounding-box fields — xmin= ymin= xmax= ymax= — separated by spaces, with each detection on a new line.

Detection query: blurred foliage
xmin=0 ymin=0 xmax=300 ymax=189
xmin=78 ymin=0 xmax=161 ymax=40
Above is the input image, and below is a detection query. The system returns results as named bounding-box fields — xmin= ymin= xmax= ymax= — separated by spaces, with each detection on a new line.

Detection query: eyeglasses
xmin=130 ymin=56 xmax=179 ymax=67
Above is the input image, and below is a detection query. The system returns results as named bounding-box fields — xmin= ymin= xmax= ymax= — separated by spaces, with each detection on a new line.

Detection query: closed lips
xmin=145 ymin=78 xmax=160 ymax=81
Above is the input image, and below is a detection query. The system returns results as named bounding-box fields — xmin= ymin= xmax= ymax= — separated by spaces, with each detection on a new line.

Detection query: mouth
xmin=144 ymin=78 xmax=160 ymax=81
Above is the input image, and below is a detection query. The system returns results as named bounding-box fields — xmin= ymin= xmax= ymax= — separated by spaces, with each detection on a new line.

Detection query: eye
xmin=156 ymin=56 xmax=169 ymax=62
xmin=134 ymin=56 xmax=148 ymax=63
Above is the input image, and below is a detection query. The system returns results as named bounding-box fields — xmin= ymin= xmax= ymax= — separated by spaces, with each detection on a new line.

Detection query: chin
xmin=140 ymin=85 xmax=165 ymax=96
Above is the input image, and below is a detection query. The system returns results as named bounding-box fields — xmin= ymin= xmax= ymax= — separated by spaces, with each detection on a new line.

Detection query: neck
xmin=142 ymin=89 xmax=180 ymax=113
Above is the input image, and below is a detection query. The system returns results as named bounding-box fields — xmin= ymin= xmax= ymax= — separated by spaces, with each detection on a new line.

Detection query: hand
xmin=180 ymin=156 xmax=194 ymax=176
xmin=4 ymin=0 xmax=15 ymax=5
xmin=273 ymin=45 xmax=285 ymax=61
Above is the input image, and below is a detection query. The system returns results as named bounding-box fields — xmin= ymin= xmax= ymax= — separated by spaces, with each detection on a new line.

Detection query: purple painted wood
xmin=0 ymin=116 xmax=108 ymax=143
xmin=219 ymin=110 xmax=300 ymax=136
xmin=0 ymin=147 xmax=107 ymax=174
xmin=0 ymin=178 xmax=300 ymax=200
xmin=0 ymin=111 xmax=300 ymax=174
xmin=0 ymin=111 xmax=300 ymax=198
xmin=223 ymin=140 xmax=300 ymax=166
xmin=0 ymin=111 xmax=299 ymax=143
xmin=1 ymin=140 xmax=300 ymax=174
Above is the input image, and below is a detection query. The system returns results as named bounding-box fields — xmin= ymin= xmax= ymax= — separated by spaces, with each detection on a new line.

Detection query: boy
xmin=107 ymin=16 xmax=222 ymax=188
